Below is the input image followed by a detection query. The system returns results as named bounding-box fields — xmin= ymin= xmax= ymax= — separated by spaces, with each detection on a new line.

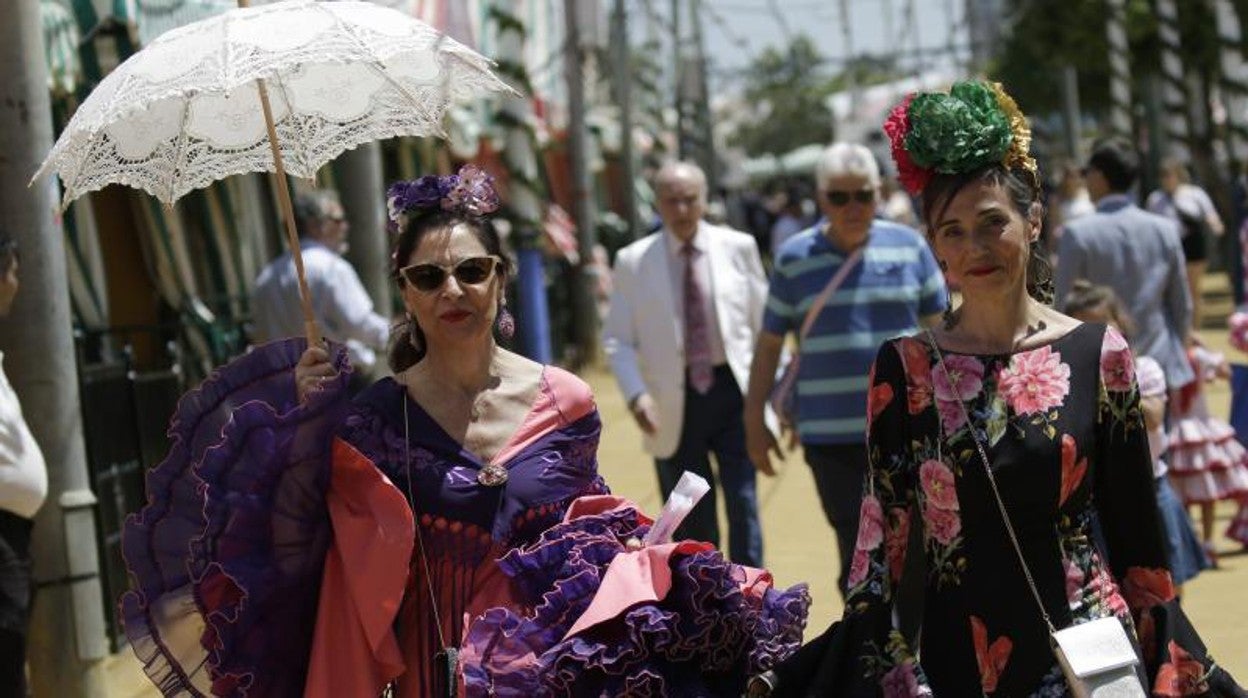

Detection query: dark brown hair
xmin=387 ymin=209 xmax=512 ymax=373
xmin=921 ymin=164 xmax=1052 ymax=305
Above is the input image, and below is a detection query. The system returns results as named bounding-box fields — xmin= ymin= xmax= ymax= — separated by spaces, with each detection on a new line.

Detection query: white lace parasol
xmin=34 ymin=0 xmax=512 ymax=206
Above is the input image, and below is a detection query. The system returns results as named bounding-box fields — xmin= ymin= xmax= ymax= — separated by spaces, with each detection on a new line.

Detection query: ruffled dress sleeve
xmin=119 ymin=338 xmax=353 ymax=697
xmin=1095 ymin=328 xmax=1244 ymax=696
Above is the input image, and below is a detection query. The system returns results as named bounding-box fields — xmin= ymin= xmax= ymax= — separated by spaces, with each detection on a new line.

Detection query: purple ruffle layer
xmin=119 ymin=338 xmax=352 ymax=697
xmin=462 ymin=507 xmax=810 ymax=697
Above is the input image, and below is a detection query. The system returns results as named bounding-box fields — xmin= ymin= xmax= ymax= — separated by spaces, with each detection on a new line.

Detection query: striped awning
xmin=134 ymin=0 xmax=233 ymax=46
xmin=41 ymin=0 xmax=83 ymax=95
xmin=134 ymin=0 xmax=443 ymax=47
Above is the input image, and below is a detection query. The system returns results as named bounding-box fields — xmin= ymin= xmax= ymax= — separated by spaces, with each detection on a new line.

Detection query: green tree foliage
xmin=731 ymin=35 xmax=835 ymax=157
xmin=990 ymin=0 xmax=1228 ymax=121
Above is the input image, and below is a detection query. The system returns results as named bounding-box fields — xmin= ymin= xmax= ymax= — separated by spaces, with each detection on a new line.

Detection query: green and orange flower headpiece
xmin=884 ymin=80 xmax=1038 ymax=195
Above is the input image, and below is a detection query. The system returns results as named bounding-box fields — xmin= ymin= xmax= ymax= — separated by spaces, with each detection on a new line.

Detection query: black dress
xmin=785 ymin=323 xmax=1241 ymax=696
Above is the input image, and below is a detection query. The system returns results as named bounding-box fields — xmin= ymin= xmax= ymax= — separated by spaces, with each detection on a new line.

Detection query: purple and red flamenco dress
xmin=119 ymin=339 xmax=809 ymax=697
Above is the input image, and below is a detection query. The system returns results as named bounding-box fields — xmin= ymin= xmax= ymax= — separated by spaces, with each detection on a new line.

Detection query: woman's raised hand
xmin=295 ymin=345 xmax=336 ymax=403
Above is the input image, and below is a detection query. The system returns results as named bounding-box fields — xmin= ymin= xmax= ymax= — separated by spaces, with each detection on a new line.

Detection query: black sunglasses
xmin=824 ymin=189 xmax=875 ymax=206
xmin=398 ymin=255 xmax=500 ymax=292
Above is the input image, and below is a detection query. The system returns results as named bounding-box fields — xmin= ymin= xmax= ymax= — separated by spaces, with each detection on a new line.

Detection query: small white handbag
xmin=1050 ymin=615 xmax=1146 ymax=698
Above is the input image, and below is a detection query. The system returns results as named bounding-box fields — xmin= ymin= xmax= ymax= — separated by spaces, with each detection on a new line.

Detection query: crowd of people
xmin=6 ymin=75 xmax=1248 ymax=696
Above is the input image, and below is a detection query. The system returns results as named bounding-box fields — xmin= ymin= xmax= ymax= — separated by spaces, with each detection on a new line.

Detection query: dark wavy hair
xmin=920 ymin=164 xmax=1053 ymax=305
xmin=387 ymin=210 xmax=512 ymax=373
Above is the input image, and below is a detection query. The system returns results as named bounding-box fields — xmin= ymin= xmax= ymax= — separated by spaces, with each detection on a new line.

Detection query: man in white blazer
xmin=603 ymin=161 xmax=768 ymax=566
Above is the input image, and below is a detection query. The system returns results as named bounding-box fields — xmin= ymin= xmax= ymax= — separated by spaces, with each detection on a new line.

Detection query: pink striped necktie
xmin=681 ymin=243 xmax=714 ymax=394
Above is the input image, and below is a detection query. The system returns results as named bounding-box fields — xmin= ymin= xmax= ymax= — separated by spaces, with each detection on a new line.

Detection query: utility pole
xmin=564 ymin=0 xmax=600 ymax=365
xmin=0 ymin=1 xmax=110 ymax=695
xmin=690 ymin=0 xmax=717 ymax=194
xmin=611 ymin=0 xmax=641 ymax=239
xmin=838 ymin=0 xmax=858 ymax=116
xmin=670 ymin=0 xmax=687 ymax=160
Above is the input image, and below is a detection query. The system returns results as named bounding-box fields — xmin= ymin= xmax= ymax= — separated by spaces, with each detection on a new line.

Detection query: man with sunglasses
xmin=603 ymin=161 xmax=770 ymax=567
xmin=744 ymin=143 xmax=946 ymax=601
xmin=251 ymin=189 xmax=391 ymax=388
xmin=0 ymin=236 xmax=47 ymax=696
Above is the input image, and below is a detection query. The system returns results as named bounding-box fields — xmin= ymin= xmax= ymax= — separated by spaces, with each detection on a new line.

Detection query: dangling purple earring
xmin=497 ymin=304 xmax=515 ymax=339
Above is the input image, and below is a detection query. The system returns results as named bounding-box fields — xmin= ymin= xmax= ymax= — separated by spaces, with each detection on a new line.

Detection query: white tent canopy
xmin=740 ymin=143 xmax=826 ymax=181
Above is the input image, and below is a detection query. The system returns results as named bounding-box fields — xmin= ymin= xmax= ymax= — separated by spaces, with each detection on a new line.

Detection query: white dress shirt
xmin=0 ymin=353 xmax=47 ymax=519
xmin=664 ymin=229 xmax=727 ymax=367
xmin=252 ymin=241 xmax=391 ymax=372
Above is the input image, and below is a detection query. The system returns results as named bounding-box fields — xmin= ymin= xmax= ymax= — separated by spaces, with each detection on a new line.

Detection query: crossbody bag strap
xmin=796 ymin=247 xmax=863 ymax=343
xmin=924 ymin=330 xmax=1058 ymax=635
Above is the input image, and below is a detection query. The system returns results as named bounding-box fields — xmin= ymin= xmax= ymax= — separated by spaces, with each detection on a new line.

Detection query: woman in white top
xmin=1147 ymin=158 xmax=1226 ymax=332
xmin=0 ymin=236 xmax=48 ymax=697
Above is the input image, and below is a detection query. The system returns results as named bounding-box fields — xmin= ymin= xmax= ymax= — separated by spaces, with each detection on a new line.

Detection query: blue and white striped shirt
xmin=763 ymin=221 xmax=947 ymax=445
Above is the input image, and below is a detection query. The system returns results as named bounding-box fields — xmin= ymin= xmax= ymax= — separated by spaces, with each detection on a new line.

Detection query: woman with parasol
xmin=123 ymin=165 xmax=809 ymax=697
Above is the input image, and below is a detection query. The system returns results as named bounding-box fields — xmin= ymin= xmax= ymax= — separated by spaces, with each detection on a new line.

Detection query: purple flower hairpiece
xmin=385 ymin=164 xmax=501 ymax=233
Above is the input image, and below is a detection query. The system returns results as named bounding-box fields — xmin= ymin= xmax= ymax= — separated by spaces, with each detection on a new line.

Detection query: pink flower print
xmin=923 ymin=505 xmax=961 ymax=546
xmin=881 ymin=663 xmax=921 ymax=698
xmin=997 ymin=346 xmax=1070 ymax=415
xmin=855 ymin=494 xmax=885 ymax=551
xmin=847 ymin=546 xmax=870 ymax=588
xmin=886 ymin=508 xmax=910 ymax=583
xmin=1088 ymin=564 xmax=1129 ymax=618
xmin=1102 ymin=324 xmax=1129 ymax=353
xmin=1063 ymin=558 xmax=1085 ymax=607
xmin=936 ymin=398 xmax=967 ymax=434
xmin=932 ymin=354 xmax=983 ymax=433
xmin=920 ymin=460 xmax=959 ymax=511
xmin=1100 ymin=328 xmax=1136 ymax=392
xmin=932 ymin=354 xmax=985 ymax=403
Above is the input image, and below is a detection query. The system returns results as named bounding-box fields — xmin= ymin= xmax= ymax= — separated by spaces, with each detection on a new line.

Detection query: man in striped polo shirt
xmin=744 ymin=143 xmax=947 ymax=597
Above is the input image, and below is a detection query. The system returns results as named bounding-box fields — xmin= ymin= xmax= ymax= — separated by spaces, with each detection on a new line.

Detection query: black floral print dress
xmin=834 ymin=322 xmax=1240 ymax=696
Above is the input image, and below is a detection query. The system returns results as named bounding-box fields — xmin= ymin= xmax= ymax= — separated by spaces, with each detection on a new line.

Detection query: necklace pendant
xmin=477 ymin=463 xmax=508 ymax=487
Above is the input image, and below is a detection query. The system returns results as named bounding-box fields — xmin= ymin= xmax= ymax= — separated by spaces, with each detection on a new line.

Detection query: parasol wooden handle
xmin=239 ymin=0 xmax=321 ymax=347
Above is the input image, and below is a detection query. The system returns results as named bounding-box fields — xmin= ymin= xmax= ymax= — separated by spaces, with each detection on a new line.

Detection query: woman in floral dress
xmin=758 ymin=82 xmax=1242 ymax=697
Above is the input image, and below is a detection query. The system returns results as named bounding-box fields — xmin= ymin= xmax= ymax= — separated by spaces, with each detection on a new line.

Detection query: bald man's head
xmin=654 ymin=162 xmax=708 ymax=242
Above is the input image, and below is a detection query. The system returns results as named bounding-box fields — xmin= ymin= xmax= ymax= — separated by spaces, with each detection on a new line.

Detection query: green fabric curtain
xmin=62 ymin=198 xmax=109 ymax=329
